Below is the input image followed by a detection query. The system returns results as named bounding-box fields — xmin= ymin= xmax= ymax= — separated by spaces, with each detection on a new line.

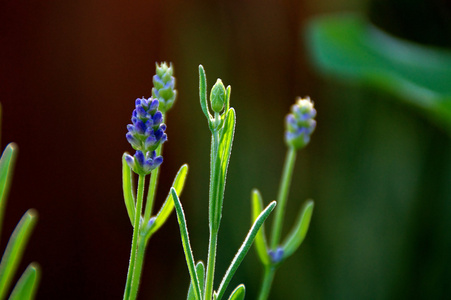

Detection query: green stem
xmin=270 ymin=147 xmax=297 ymax=249
xmin=204 ymin=230 xmax=218 ymax=300
xmin=143 ymin=144 xmax=163 ymax=224
xmin=129 ymin=236 xmax=147 ymax=300
xmin=205 ymin=128 xmax=221 ymax=300
xmin=258 ymin=266 xmax=276 ymax=300
xmin=123 ymin=175 xmax=146 ymax=300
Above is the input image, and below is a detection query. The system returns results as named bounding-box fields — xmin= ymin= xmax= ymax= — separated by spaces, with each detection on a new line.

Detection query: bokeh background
xmin=1 ymin=0 xmax=451 ymax=299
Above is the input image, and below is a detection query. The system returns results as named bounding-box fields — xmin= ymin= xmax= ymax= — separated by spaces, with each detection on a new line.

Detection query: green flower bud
xmin=210 ymin=79 xmax=226 ymax=113
xmin=152 ymin=62 xmax=177 ymax=113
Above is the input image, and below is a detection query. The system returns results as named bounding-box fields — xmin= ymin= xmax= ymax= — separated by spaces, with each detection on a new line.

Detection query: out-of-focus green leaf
xmin=306 ymin=13 xmax=451 ymax=132
xmin=282 ymin=200 xmax=314 ymax=259
xmin=0 ymin=143 xmax=18 ymax=234
xmin=251 ymin=189 xmax=270 ymax=265
xmin=187 ymin=261 xmax=205 ymax=300
xmin=122 ymin=153 xmax=135 ymax=226
xmin=9 ymin=263 xmax=40 ymax=300
xmin=227 ymin=284 xmax=245 ymax=300
xmin=171 ymin=188 xmax=201 ymax=300
xmin=0 ymin=209 xmax=38 ymax=299
xmin=146 ymin=164 xmax=188 ymax=239
xmin=215 ymin=201 xmax=276 ymax=300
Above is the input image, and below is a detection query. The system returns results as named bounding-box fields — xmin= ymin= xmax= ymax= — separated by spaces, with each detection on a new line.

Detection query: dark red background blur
xmin=1 ymin=1 xmax=346 ymax=298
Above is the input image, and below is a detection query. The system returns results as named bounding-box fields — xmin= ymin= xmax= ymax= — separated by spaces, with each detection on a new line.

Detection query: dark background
xmin=2 ymin=0 xmax=451 ymax=299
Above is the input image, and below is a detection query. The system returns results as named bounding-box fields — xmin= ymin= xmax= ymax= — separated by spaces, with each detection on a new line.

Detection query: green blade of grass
xmin=9 ymin=263 xmax=40 ymax=300
xmin=0 ymin=209 xmax=38 ymax=299
xmin=0 ymin=143 xmax=18 ymax=236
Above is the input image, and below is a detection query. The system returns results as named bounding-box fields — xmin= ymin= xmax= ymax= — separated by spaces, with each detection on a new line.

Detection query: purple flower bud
xmin=124 ymin=154 xmax=135 ymax=169
xmin=153 ymin=111 xmax=163 ymax=124
xmin=269 ymin=247 xmax=284 ymax=264
xmin=135 ymin=150 xmax=145 ymax=166
xmin=136 ymin=105 xmax=147 ymax=118
xmin=285 ymin=97 xmax=316 ymax=150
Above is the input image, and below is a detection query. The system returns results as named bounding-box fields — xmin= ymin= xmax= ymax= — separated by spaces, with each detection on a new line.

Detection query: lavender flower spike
xmin=126 ymin=97 xmax=167 ymax=175
xmin=152 ymin=62 xmax=177 ymax=114
xmin=285 ymin=97 xmax=316 ymax=150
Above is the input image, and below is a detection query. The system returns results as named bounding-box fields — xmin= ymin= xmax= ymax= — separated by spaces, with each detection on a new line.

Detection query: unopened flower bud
xmin=285 ymin=97 xmax=316 ymax=150
xmin=152 ymin=62 xmax=177 ymax=113
xmin=210 ymin=79 xmax=226 ymax=113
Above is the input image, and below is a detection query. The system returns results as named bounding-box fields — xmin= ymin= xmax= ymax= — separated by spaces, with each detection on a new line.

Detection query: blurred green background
xmin=1 ymin=0 xmax=451 ymax=299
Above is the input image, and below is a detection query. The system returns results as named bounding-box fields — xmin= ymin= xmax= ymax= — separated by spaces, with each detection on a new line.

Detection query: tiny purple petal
xmin=153 ymin=111 xmax=163 ymax=124
xmin=135 ymin=120 xmax=146 ymax=134
xmin=136 ymin=105 xmax=147 ymax=118
xmin=125 ymin=154 xmax=135 ymax=169
xmin=135 ymin=150 xmax=145 ymax=166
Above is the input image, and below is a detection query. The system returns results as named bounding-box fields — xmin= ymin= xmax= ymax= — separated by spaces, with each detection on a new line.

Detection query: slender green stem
xmin=144 ymin=144 xmax=163 ymax=224
xmin=204 ymin=230 xmax=218 ymax=300
xmin=258 ymin=266 xmax=276 ymax=300
xmin=124 ymin=175 xmax=146 ymax=300
xmin=205 ymin=128 xmax=221 ymax=300
xmin=270 ymin=147 xmax=297 ymax=249
xmin=129 ymin=236 xmax=147 ymax=300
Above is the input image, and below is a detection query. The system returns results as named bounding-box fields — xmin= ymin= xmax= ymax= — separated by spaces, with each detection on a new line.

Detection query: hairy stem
xmin=258 ymin=266 xmax=276 ymax=300
xmin=123 ymin=175 xmax=146 ymax=300
xmin=270 ymin=147 xmax=297 ymax=248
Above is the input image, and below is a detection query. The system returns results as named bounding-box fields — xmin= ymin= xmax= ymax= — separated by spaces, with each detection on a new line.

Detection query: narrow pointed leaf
xmin=213 ymin=108 xmax=235 ymax=228
xmin=147 ymin=164 xmax=188 ymax=239
xmin=216 ymin=201 xmax=276 ymax=300
xmin=227 ymin=284 xmax=245 ymax=300
xmin=171 ymin=188 xmax=201 ymax=300
xmin=0 ymin=143 xmax=18 ymax=234
xmin=225 ymin=86 xmax=231 ymax=113
xmin=282 ymin=200 xmax=314 ymax=258
xmin=9 ymin=263 xmax=40 ymax=300
xmin=199 ymin=65 xmax=212 ymax=121
xmin=0 ymin=209 xmax=38 ymax=299
xmin=187 ymin=261 xmax=205 ymax=300
xmin=251 ymin=189 xmax=270 ymax=265
xmin=122 ymin=153 xmax=136 ymax=225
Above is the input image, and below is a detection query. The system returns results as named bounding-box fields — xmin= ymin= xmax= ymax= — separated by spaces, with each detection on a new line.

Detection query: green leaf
xmin=306 ymin=13 xmax=451 ymax=132
xmin=227 ymin=284 xmax=245 ymax=300
xmin=122 ymin=153 xmax=136 ymax=226
xmin=0 ymin=209 xmax=38 ymax=299
xmin=9 ymin=263 xmax=40 ymax=300
xmin=171 ymin=188 xmax=201 ymax=300
xmin=215 ymin=201 xmax=276 ymax=300
xmin=187 ymin=261 xmax=205 ymax=300
xmin=212 ymin=108 xmax=235 ymax=228
xmin=199 ymin=65 xmax=212 ymax=122
xmin=251 ymin=189 xmax=270 ymax=265
xmin=224 ymin=86 xmax=231 ymax=113
xmin=282 ymin=200 xmax=314 ymax=259
xmin=0 ymin=143 xmax=18 ymax=235
xmin=146 ymin=164 xmax=188 ymax=239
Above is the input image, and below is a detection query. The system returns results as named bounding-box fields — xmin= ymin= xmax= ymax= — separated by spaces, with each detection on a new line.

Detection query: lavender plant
xmin=0 ymin=107 xmax=40 ymax=300
xmin=253 ymin=97 xmax=316 ymax=300
xmin=122 ymin=63 xmax=188 ymax=300
xmin=171 ymin=65 xmax=276 ymax=300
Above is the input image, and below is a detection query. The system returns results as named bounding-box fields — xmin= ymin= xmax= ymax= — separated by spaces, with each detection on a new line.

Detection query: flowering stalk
xmin=122 ymin=63 xmax=188 ymax=300
xmin=172 ymin=65 xmax=276 ymax=300
xmin=255 ymin=97 xmax=316 ymax=300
